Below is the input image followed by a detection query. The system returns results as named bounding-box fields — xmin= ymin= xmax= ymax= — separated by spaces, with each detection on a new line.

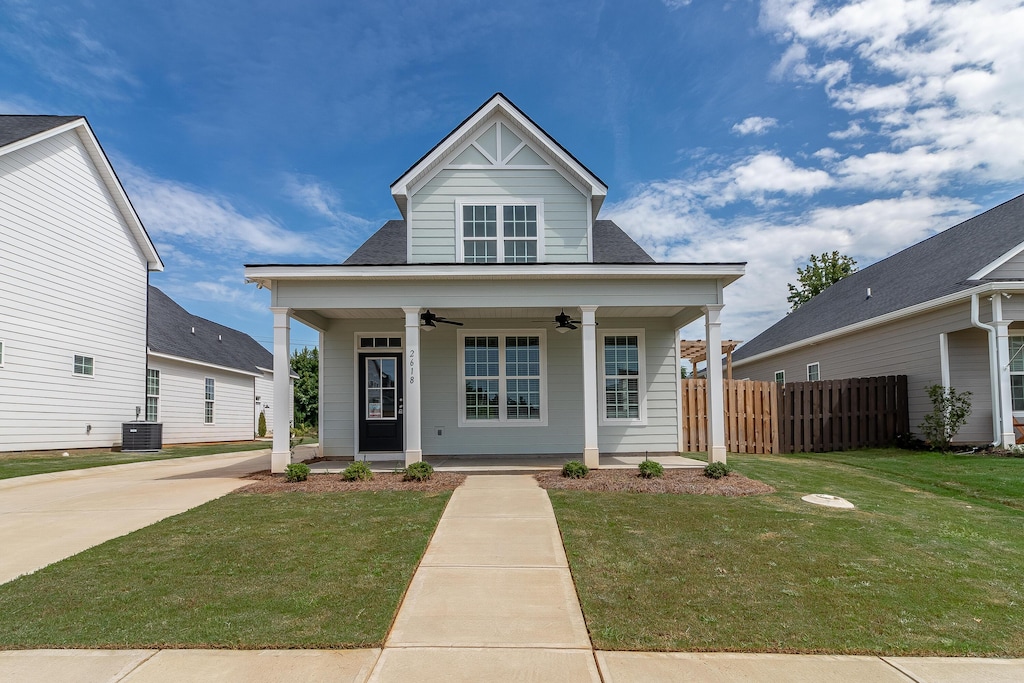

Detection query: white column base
xmin=404 ymin=449 xmax=423 ymax=467
xmin=271 ymin=450 xmax=291 ymax=473
xmin=709 ymin=447 xmax=727 ymax=464
xmin=583 ymin=447 xmax=600 ymax=469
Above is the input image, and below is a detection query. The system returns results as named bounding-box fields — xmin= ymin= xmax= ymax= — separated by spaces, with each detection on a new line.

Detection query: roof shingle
xmin=0 ymin=115 xmax=81 ymax=149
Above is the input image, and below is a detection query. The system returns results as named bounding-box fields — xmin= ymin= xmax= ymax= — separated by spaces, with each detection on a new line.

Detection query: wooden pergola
xmin=680 ymin=339 xmax=742 ymax=381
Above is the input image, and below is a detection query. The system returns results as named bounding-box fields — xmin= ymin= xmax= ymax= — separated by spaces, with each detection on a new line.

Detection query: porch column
xmin=580 ymin=305 xmax=600 ymax=469
xmin=270 ymin=306 xmax=292 ymax=473
xmin=403 ymin=307 xmax=423 ymax=466
xmin=704 ymin=304 xmax=727 ymax=464
xmin=992 ymin=296 xmax=1015 ymax=448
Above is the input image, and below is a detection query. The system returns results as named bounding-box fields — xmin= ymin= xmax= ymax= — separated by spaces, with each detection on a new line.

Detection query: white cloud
xmin=662 ymin=0 xmax=693 ymax=8
xmin=732 ymin=116 xmax=779 ymax=136
xmin=282 ymin=173 xmax=373 ymax=230
xmin=828 ymin=120 xmax=867 ymax=140
xmin=691 ymin=152 xmax=833 ymax=207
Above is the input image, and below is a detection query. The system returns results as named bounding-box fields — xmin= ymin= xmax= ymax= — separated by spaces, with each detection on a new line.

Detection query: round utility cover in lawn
xmin=802 ymin=493 xmax=854 ymax=509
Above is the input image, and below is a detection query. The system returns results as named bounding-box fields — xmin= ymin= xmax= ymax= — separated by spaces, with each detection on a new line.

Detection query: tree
xmin=787 ymin=251 xmax=858 ymax=311
xmin=919 ymin=385 xmax=972 ymax=451
xmin=290 ymin=346 xmax=319 ymax=428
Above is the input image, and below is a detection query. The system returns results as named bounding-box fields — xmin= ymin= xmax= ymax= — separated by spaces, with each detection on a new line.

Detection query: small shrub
xmin=404 ymin=461 xmax=434 ymax=481
xmin=895 ymin=432 xmax=927 ymax=450
xmin=342 ymin=461 xmax=373 ymax=481
xmin=285 ymin=462 xmax=310 ymax=482
xmin=257 ymin=411 xmax=267 ymax=438
xmin=704 ymin=461 xmax=732 ymax=479
xmin=919 ymin=384 xmax=972 ymax=451
xmin=561 ymin=460 xmax=589 ymax=479
xmin=638 ymin=459 xmax=664 ymax=479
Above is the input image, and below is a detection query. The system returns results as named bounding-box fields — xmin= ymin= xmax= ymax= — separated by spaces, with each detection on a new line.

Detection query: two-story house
xmin=245 ymin=94 xmax=744 ymax=472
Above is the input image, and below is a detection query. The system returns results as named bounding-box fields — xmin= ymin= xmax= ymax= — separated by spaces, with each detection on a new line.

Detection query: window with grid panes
xmin=460 ymin=202 xmax=538 ymax=263
xmin=603 ymin=335 xmax=641 ymax=419
xmin=1011 ymin=336 xmax=1024 ymax=410
xmin=204 ymin=378 xmax=215 ymax=424
xmin=74 ymin=355 xmax=94 ymax=376
xmin=462 ymin=333 xmax=544 ymax=423
xmin=146 ymin=369 xmax=160 ymax=421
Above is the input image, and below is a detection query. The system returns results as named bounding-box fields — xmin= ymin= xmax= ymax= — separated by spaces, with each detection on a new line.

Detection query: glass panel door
xmin=365 ymin=357 xmax=398 ymax=420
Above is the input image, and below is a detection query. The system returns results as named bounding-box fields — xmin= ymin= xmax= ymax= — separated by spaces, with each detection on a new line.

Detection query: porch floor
xmin=306 ymin=452 xmax=708 ymax=474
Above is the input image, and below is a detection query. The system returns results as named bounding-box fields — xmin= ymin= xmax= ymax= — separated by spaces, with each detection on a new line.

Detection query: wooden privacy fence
xmin=681 ymin=379 xmax=778 ymax=454
xmin=778 ymin=376 xmax=909 ymax=453
xmin=681 ymin=375 xmax=909 ymax=454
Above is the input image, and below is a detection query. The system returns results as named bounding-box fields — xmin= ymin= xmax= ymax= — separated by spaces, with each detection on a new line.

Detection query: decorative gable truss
xmin=449 ymin=120 xmax=549 ymax=168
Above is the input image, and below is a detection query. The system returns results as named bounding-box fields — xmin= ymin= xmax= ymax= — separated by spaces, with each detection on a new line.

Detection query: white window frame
xmin=599 ymin=329 xmax=647 ymax=426
xmin=1010 ymin=336 xmax=1024 ymax=411
xmin=204 ymin=377 xmax=215 ymax=425
xmin=146 ymin=368 xmax=160 ymax=422
xmin=455 ymin=198 xmax=545 ymax=264
xmin=457 ymin=329 xmax=548 ymax=427
xmin=774 ymin=370 xmax=785 ymax=384
xmin=807 ymin=362 xmax=820 ymax=381
xmin=73 ymin=354 xmax=94 ymax=377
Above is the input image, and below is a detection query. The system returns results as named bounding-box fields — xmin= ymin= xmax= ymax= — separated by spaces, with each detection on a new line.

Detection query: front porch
xmin=306 ymin=452 xmax=709 ymax=474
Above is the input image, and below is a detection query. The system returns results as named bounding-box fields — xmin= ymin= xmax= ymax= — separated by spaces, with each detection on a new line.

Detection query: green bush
xmin=638 ymin=459 xmax=664 ymax=479
xmin=920 ymin=384 xmax=972 ymax=451
xmin=561 ymin=460 xmax=589 ymax=479
xmin=342 ymin=461 xmax=374 ymax=481
xmin=403 ymin=461 xmax=434 ymax=481
xmin=257 ymin=411 xmax=267 ymax=438
xmin=285 ymin=462 xmax=310 ymax=482
xmin=703 ymin=461 xmax=732 ymax=479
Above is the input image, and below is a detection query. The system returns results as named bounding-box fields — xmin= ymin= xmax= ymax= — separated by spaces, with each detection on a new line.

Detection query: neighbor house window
xmin=774 ymin=370 xmax=785 ymax=384
xmin=146 ymin=369 xmax=160 ymax=422
xmin=459 ymin=331 xmax=546 ymax=425
xmin=458 ymin=200 xmax=542 ymax=263
xmin=74 ymin=355 xmax=94 ymax=376
xmin=600 ymin=331 xmax=646 ymax=423
xmin=204 ymin=377 xmax=215 ymax=424
xmin=807 ymin=362 xmax=820 ymax=381
xmin=1010 ymin=336 xmax=1024 ymax=410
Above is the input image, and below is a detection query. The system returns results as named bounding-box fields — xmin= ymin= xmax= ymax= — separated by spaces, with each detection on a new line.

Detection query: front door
xmin=358 ymin=354 xmax=403 ymax=452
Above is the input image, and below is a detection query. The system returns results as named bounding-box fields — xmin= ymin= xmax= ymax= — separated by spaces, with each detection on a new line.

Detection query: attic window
xmin=458 ymin=200 xmax=543 ymax=263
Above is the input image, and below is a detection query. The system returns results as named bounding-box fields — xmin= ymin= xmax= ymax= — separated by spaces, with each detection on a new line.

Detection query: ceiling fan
xmin=420 ymin=310 xmax=463 ymax=330
xmin=532 ymin=309 xmax=591 ymax=333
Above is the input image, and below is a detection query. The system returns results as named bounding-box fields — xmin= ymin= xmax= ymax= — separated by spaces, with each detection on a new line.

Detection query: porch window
xmin=460 ymin=331 xmax=546 ymax=425
xmin=459 ymin=201 xmax=542 ymax=263
xmin=204 ymin=378 xmax=215 ymax=424
xmin=807 ymin=362 xmax=820 ymax=381
xmin=1010 ymin=336 xmax=1024 ymax=410
xmin=74 ymin=354 xmax=94 ymax=376
xmin=146 ymin=369 xmax=160 ymax=422
xmin=600 ymin=331 xmax=646 ymax=423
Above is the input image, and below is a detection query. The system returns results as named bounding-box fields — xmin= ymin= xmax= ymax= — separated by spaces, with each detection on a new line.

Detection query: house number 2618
xmin=408 ymin=349 xmax=416 ymax=384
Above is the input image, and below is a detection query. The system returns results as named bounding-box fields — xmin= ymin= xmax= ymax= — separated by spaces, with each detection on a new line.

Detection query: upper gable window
xmin=459 ymin=200 xmax=543 ymax=263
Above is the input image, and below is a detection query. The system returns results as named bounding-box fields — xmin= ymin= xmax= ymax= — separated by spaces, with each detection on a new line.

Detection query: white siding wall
xmin=148 ymin=357 xmax=256 ymax=444
xmin=0 ymin=130 xmax=149 ymax=452
xmin=735 ymin=302 xmax=995 ymax=443
xmin=408 ymin=169 xmax=588 ymax=263
xmin=986 ymin=253 xmax=1024 ymax=280
xmin=254 ymin=371 xmax=275 ymax=435
xmin=319 ymin=317 xmax=681 ymax=457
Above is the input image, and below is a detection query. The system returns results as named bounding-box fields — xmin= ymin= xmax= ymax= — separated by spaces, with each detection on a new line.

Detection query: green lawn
xmin=0 ymin=441 xmax=279 ymax=480
xmin=551 ymin=449 xmax=1024 ymax=655
xmin=0 ymin=490 xmax=449 ymax=648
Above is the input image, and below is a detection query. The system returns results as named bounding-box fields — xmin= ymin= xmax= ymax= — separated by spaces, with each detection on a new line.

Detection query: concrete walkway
xmin=0 ymin=450 xmax=269 ymax=584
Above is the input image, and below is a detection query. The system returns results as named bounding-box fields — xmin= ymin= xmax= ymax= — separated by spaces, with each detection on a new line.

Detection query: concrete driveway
xmin=0 ymin=450 xmax=269 ymax=584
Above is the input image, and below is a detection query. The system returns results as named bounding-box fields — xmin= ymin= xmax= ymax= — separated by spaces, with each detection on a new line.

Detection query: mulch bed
xmin=239 ymin=471 xmax=466 ymax=494
xmin=535 ymin=468 xmax=775 ymax=496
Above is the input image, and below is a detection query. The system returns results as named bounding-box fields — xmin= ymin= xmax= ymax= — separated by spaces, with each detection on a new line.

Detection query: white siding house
xmin=247 ymin=94 xmax=744 ymax=472
xmin=147 ymin=286 xmax=290 ymax=444
xmin=733 ymin=193 xmax=1024 ymax=448
xmin=0 ymin=116 xmax=164 ymax=452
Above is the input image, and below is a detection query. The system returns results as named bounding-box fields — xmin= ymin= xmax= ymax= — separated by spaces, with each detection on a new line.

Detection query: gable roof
xmin=0 ymin=115 xmax=164 ymax=272
xmin=148 ymin=286 xmax=274 ymax=375
xmin=734 ymin=192 xmax=1024 ymax=364
xmin=389 ymin=93 xmax=608 ymax=219
xmin=343 ymin=219 xmax=655 ymax=265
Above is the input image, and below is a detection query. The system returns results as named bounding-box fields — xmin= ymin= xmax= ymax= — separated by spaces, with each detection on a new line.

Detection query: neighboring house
xmin=733 ymin=193 xmax=1024 ymax=448
xmin=246 ymin=93 xmax=744 ymax=472
xmin=147 ymin=286 xmax=291 ymax=444
xmin=0 ymin=116 xmax=164 ymax=452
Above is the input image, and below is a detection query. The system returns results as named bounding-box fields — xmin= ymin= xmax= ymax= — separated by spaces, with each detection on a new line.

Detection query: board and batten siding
xmin=318 ymin=317 xmax=681 ymax=457
xmin=148 ymin=357 xmax=256 ymax=444
xmin=735 ymin=301 xmax=994 ymax=444
xmin=0 ymin=130 xmax=149 ymax=451
xmin=408 ymin=168 xmax=588 ymax=263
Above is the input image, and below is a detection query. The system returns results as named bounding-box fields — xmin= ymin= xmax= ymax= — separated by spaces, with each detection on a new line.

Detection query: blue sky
xmin=3 ymin=0 xmax=1023 ymax=351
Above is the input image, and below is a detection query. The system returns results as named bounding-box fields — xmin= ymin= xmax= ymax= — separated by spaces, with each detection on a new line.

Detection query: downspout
xmin=970 ymin=293 xmax=1001 ymax=445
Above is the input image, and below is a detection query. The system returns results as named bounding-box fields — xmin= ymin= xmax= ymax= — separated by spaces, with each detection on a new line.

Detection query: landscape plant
xmin=403 ymin=461 xmax=434 ymax=481
xmin=561 ymin=460 xmax=589 ymax=479
xmin=703 ymin=461 xmax=731 ymax=479
xmin=919 ymin=384 xmax=972 ymax=451
xmin=342 ymin=461 xmax=374 ymax=481
xmin=285 ymin=462 xmax=311 ymax=482
xmin=638 ymin=459 xmax=664 ymax=479
xmin=257 ymin=411 xmax=267 ymax=438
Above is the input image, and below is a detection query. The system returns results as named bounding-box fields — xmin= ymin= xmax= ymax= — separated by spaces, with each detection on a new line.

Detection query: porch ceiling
xmin=297 ymin=305 xmax=698 ymax=320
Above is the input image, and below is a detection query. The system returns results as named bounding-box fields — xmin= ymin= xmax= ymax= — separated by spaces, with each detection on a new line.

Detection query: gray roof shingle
xmin=734 ymin=192 xmax=1024 ymax=362
xmin=0 ymin=115 xmax=81 ymax=148
xmin=343 ymin=219 xmax=654 ymax=265
xmin=148 ymin=286 xmax=274 ymax=374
